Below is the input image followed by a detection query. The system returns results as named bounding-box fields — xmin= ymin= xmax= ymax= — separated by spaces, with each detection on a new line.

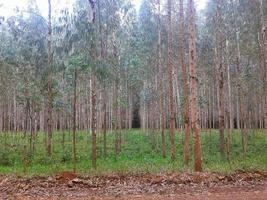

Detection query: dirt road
xmin=1 ymin=171 xmax=266 ymax=199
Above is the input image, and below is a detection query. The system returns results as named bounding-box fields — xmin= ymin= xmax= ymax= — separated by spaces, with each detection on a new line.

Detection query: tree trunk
xmin=226 ymin=40 xmax=232 ymax=157
xmin=179 ymin=0 xmax=190 ymax=167
xmin=232 ymin=0 xmax=247 ymax=154
xmin=167 ymin=0 xmax=176 ymax=161
xmin=72 ymin=69 xmax=77 ymax=173
xmin=157 ymin=0 xmax=166 ymax=158
xmin=188 ymin=0 xmax=202 ymax=172
xmin=91 ymin=72 xmax=97 ymax=169
xmin=103 ymin=91 xmax=107 ymax=158
xmin=259 ymin=0 xmax=267 ymax=141
xmin=88 ymin=0 xmax=97 ymax=170
xmin=114 ymin=80 xmax=119 ymax=158
xmin=216 ymin=0 xmax=225 ymax=157
xmin=47 ymin=0 xmax=53 ymax=156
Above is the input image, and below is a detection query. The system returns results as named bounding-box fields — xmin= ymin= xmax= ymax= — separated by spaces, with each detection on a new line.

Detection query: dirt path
xmin=1 ymin=171 xmax=266 ymax=200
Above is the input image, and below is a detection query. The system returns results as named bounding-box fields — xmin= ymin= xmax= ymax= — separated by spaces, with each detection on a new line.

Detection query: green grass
xmin=0 ymin=129 xmax=266 ymax=176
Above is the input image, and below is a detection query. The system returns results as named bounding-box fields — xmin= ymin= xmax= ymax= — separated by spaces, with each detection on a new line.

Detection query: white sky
xmin=0 ymin=0 xmax=208 ymax=18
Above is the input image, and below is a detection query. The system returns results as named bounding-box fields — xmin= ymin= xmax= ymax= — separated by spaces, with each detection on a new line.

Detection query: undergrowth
xmin=0 ymin=129 xmax=266 ymax=176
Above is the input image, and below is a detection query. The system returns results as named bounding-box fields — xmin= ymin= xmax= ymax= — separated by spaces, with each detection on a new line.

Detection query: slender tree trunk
xmin=103 ymin=90 xmax=107 ymax=158
xmin=157 ymin=0 xmax=166 ymax=158
xmin=47 ymin=0 xmax=53 ymax=156
xmin=216 ymin=0 xmax=225 ymax=157
xmin=72 ymin=69 xmax=77 ymax=173
xmin=13 ymin=88 xmax=17 ymax=132
xmin=231 ymin=0 xmax=247 ymax=154
xmin=188 ymin=0 xmax=202 ymax=172
xmin=113 ymin=80 xmax=119 ymax=158
xmin=97 ymin=0 xmax=108 ymax=157
xmin=259 ymin=0 xmax=267 ymax=141
xmin=91 ymin=72 xmax=97 ymax=169
xmin=179 ymin=0 xmax=190 ymax=167
xmin=88 ymin=0 xmax=97 ymax=170
xmin=226 ymin=40 xmax=232 ymax=157
xmin=167 ymin=0 xmax=176 ymax=161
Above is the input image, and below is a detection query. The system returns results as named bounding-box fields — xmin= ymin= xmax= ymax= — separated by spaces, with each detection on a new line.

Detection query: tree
xmin=47 ymin=0 xmax=53 ymax=156
xmin=72 ymin=68 xmax=77 ymax=172
xmin=259 ymin=0 xmax=267 ymax=141
xmin=188 ymin=0 xmax=202 ymax=172
xmin=179 ymin=0 xmax=190 ymax=167
xmin=215 ymin=0 xmax=225 ymax=157
xmin=88 ymin=0 xmax=97 ymax=170
xmin=231 ymin=0 xmax=248 ymax=155
xmin=156 ymin=0 xmax=166 ymax=158
xmin=167 ymin=0 xmax=176 ymax=161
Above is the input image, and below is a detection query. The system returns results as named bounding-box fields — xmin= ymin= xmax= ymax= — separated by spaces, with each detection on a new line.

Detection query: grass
xmin=0 ymin=129 xmax=266 ymax=176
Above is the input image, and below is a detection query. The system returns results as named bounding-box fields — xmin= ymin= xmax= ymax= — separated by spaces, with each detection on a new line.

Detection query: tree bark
xmin=88 ymin=0 xmax=97 ymax=170
xmin=179 ymin=0 xmax=190 ymax=167
xmin=72 ymin=69 xmax=77 ymax=173
xmin=188 ymin=0 xmax=202 ymax=172
xmin=47 ymin=0 xmax=53 ymax=156
xmin=259 ymin=0 xmax=267 ymax=141
xmin=215 ymin=0 xmax=225 ymax=157
xmin=226 ymin=40 xmax=232 ymax=157
xmin=167 ymin=0 xmax=176 ymax=161
xmin=157 ymin=0 xmax=166 ymax=158
xmin=91 ymin=72 xmax=97 ymax=169
xmin=231 ymin=0 xmax=247 ymax=154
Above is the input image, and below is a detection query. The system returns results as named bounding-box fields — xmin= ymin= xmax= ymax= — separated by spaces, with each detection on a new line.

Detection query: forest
xmin=0 ymin=0 xmax=266 ymax=199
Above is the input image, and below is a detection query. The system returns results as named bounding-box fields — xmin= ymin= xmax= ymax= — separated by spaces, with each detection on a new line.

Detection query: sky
xmin=0 ymin=0 xmax=208 ymax=18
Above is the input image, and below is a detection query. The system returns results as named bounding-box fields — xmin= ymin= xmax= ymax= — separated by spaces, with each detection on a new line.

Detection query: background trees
xmin=0 ymin=0 xmax=266 ymax=172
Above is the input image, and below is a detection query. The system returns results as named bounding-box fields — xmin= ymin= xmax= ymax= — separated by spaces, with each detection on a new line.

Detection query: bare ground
xmin=0 ymin=171 xmax=266 ymax=200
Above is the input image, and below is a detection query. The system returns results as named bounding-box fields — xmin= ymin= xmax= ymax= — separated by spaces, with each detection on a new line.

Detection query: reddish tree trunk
xmin=47 ymin=0 xmax=53 ymax=156
xmin=91 ymin=73 xmax=97 ymax=169
xmin=157 ymin=0 xmax=166 ymax=158
xmin=216 ymin=0 xmax=225 ymax=157
xmin=72 ymin=69 xmax=77 ymax=172
xmin=188 ymin=0 xmax=202 ymax=172
xmin=167 ymin=0 xmax=176 ymax=161
xmin=259 ymin=0 xmax=267 ymax=140
xmin=88 ymin=0 xmax=97 ymax=170
xmin=179 ymin=0 xmax=190 ymax=167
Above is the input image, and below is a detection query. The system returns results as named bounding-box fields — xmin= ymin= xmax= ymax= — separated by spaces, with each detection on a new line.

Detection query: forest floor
xmin=0 ymin=171 xmax=267 ymax=200
xmin=0 ymin=130 xmax=267 ymax=175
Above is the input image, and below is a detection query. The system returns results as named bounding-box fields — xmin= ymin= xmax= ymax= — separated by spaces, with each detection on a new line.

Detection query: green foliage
xmin=0 ymin=150 xmax=14 ymax=166
xmin=60 ymin=146 xmax=72 ymax=163
xmin=0 ymin=130 xmax=266 ymax=176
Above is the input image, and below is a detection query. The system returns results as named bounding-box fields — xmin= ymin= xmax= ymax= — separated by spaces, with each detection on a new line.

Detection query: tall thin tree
xmin=47 ymin=0 xmax=53 ymax=156
xmin=72 ymin=69 xmax=77 ymax=172
xmin=179 ymin=0 xmax=190 ymax=167
xmin=259 ymin=0 xmax=267 ymax=141
xmin=167 ymin=0 xmax=176 ymax=161
xmin=88 ymin=0 xmax=97 ymax=170
xmin=157 ymin=0 xmax=166 ymax=158
xmin=188 ymin=0 xmax=202 ymax=172
xmin=215 ymin=0 xmax=225 ymax=157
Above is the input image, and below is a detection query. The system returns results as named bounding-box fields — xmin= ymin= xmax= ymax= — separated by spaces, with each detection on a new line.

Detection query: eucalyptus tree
xmin=157 ymin=0 xmax=166 ymax=158
xmin=259 ymin=0 xmax=267 ymax=140
xmin=188 ymin=0 xmax=202 ymax=172
xmin=0 ymin=20 xmax=17 ymax=133
xmin=167 ymin=0 xmax=176 ymax=161
xmin=198 ymin=0 xmax=266 ymax=151
xmin=138 ymin=0 xmax=157 ymax=132
xmin=215 ymin=0 xmax=225 ymax=157
xmin=3 ymin=4 xmax=47 ymax=154
xmin=180 ymin=0 xmax=190 ymax=167
xmin=47 ymin=0 xmax=53 ymax=156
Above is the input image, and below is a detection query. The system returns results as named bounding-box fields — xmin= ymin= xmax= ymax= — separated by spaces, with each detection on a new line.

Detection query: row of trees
xmin=0 ymin=0 xmax=266 ymax=172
